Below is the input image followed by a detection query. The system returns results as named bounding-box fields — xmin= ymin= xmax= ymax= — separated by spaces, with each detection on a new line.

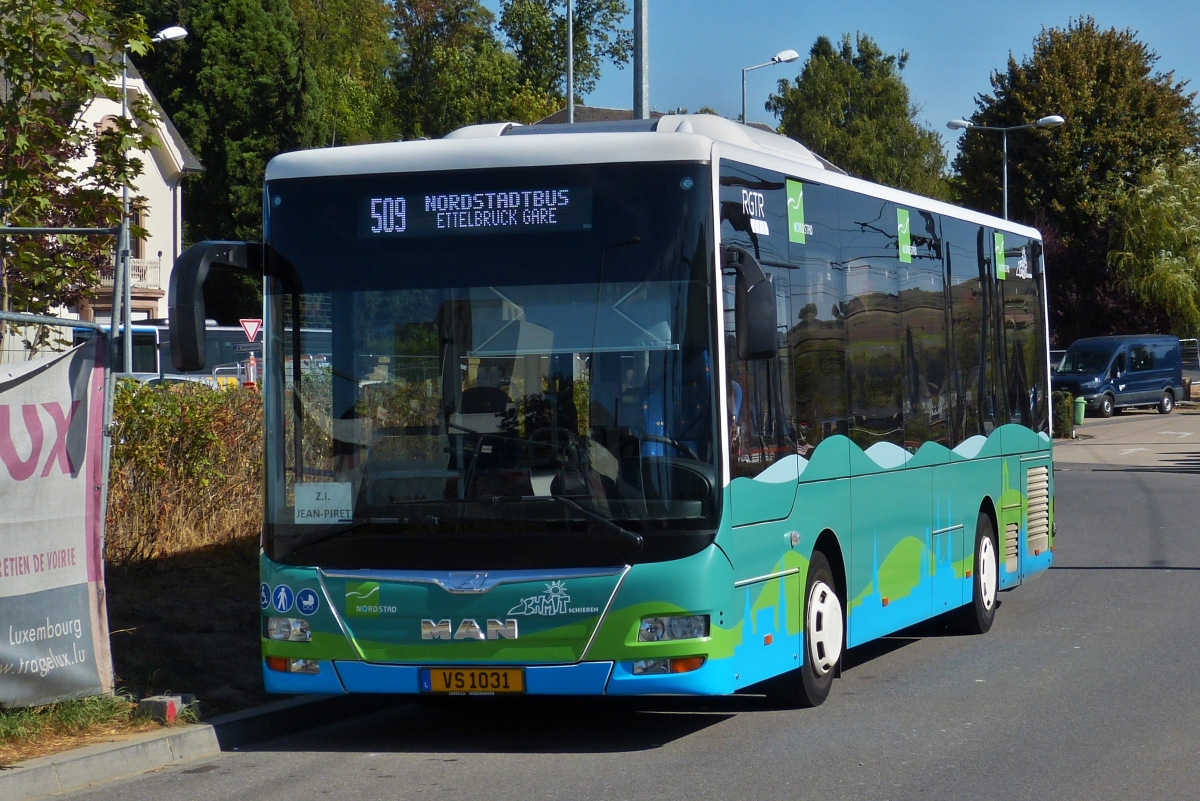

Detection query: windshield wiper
xmin=536 ymin=495 xmax=644 ymax=555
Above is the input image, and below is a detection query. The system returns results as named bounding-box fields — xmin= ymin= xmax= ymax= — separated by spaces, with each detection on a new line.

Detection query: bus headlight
xmin=265 ymin=617 xmax=311 ymax=642
xmin=638 ymin=614 xmax=709 ymax=642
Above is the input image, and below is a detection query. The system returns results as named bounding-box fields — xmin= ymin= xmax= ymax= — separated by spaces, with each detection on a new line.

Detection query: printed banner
xmin=0 ymin=341 xmax=111 ymax=707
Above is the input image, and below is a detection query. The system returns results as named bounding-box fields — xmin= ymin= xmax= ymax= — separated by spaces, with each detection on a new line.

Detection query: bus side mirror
xmin=167 ymin=241 xmax=263 ymax=371
xmin=723 ymin=246 xmax=777 ymax=360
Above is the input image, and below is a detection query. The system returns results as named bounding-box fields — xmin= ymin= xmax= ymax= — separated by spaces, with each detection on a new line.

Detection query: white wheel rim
xmin=978 ymin=536 xmax=997 ymax=611
xmin=806 ymin=579 xmax=843 ymax=676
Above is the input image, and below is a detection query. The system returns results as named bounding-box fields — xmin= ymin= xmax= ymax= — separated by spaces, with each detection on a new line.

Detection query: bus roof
xmin=265 ymin=114 xmax=1042 ymax=241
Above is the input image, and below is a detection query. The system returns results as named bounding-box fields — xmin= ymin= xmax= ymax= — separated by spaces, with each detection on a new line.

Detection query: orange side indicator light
xmin=763 ymin=633 xmax=773 ymax=646
xmin=965 ymin=569 xmax=973 ymax=578
xmin=881 ymin=597 xmax=890 ymax=607
xmin=670 ymin=657 xmax=706 ymax=674
xmin=266 ymin=656 xmax=288 ymax=672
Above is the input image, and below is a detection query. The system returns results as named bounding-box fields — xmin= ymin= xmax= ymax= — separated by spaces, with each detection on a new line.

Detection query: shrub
xmin=1052 ymin=390 xmax=1075 ymax=438
xmin=105 ymin=380 xmax=262 ymax=564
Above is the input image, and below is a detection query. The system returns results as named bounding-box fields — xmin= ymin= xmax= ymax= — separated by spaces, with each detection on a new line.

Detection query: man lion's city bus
xmin=169 ymin=114 xmax=1053 ymax=706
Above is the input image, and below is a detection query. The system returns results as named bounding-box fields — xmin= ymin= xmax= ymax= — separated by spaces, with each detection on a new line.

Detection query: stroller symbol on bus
xmin=296 ymin=588 xmax=320 ymax=616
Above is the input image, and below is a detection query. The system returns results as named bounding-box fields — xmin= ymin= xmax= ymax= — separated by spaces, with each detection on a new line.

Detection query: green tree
xmin=114 ymin=0 xmax=316 ymax=321
xmin=1110 ymin=157 xmax=1200 ymax=336
xmin=766 ymin=34 xmax=948 ymax=198
xmin=392 ymin=0 xmax=555 ymax=139
xmin=291 ymin=0 xmax=397 ymax=146
xmin=0 ymin=0 xmax=154 ymax=350
xmin=497 ymin=0 xmax=630 ymax=99
xmin=952 ymin=17 xmax=1200 ymax=341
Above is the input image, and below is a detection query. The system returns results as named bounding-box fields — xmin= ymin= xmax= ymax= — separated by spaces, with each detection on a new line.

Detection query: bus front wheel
xmin=960 ymin=514 xmax=998 ymax=634
xmin=773 ymin=550 xmax=843 ymax=707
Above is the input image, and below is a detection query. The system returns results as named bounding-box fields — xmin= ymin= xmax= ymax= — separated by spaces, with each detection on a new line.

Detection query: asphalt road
xmin=66 ymin=427 xmax=1200 ymax=801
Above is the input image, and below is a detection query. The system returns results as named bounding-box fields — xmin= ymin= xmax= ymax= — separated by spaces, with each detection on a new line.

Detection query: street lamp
xmin=116 ymin=26 xmax=188 ymax=371
xmin=947 ymin=114 xmax=1064 ymax=220
xmin=742 ymin=49 xmax=800 ymax=126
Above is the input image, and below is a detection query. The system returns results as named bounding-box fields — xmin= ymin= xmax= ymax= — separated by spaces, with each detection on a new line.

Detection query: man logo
xmin=421 ymin=619 xmax=519 ymax=640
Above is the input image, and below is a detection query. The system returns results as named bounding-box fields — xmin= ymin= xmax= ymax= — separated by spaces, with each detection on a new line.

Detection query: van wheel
xmin=1099 ymin=394 xmax=1114 ymax=418
xmin=770 ymin=550 xmax=843 ymax=708
xmin=1158 ymin=390 xmax=1174 ymax=414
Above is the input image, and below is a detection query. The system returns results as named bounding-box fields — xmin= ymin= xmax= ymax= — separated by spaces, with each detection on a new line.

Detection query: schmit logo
xmin=507 ymin=581 xmax=598 ymax=617
xmin=422 ymin=619 xmax=518 ymax=640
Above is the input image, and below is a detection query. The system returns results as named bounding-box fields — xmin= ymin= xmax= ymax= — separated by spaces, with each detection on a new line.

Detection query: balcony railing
xmin=98 ymin=258 xmax=161 ymax=290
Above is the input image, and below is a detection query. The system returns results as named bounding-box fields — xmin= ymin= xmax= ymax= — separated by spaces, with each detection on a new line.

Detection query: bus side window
xmin=787 ymin=181 xmax=847 ymax=454
xmin=840 ymin=193 xmax=903 ymax=450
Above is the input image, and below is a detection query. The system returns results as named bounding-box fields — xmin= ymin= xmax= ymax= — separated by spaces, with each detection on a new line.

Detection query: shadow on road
xmin=252 ymin=695 xmax=745 ymax=754
xmin=251 ymin=617 xmax=991 ymax=757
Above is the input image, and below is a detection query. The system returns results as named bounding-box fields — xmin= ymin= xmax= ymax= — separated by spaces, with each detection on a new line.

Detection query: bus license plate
xmin=421 ymin=668 xmax=525 ymax=694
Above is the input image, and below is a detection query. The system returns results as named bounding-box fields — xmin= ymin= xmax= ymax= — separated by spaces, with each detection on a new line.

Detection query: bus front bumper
xmin=263 ymin=655 xmax=745 ymax=696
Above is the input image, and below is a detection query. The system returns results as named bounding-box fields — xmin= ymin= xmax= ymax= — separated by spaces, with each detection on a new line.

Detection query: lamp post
xmin=947 ymin=115 xmax=1064 ymax=220
xmin=742 ymin=49 xmax=799 ymax=126
xmin=117 ymin=25 xmax=187 ymax=372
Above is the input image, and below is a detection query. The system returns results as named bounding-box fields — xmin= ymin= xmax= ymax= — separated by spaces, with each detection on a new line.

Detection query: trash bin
xmin=1184 ymin=376 xmax=1192 ymax=401
xmin=1073 ymin=395 xmax=1086 ymax=425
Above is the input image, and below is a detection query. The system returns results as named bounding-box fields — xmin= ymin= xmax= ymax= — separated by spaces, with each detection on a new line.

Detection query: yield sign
xmin=240 ymin=318 xmax=263 ymax=341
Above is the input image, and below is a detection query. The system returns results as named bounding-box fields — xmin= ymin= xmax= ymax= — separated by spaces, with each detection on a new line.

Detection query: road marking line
xmin=1157 ymin=431 xmax=1194 ymax=438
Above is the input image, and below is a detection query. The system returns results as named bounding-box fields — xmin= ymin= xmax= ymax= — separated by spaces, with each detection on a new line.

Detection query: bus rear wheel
xmin=772 ymin=550 xmax=843 ymax=708
xmin=959 ymin=514 xmax=998 ymax=634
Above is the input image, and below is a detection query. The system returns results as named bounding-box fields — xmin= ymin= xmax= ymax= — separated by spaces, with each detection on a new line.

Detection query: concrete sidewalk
xmin=1 ymin=694 xmax=400 ymax=801
xmin=1055 ymin=406 xmax=1200 ymax=468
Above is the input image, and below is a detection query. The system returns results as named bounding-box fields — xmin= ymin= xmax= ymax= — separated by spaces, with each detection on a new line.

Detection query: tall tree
xmin=497 ymin=0 xmax=630 ymax=99
xmin=952 ymin=17 xmax=1200 ymax=342
xmin=766 ymin=34 xmax=948 ymax=198
xmin=1110 ymin=157 xmax=1200 ymax=337
xmin=392 ymin=0 xmax=555 ymax=139
xmin=113 ymin=0 xmax=316 ymax=321
xmin=291 ymin=0 xmax=397 ymax=146
xmin=0 ymin=0 xmax=154 ymax=346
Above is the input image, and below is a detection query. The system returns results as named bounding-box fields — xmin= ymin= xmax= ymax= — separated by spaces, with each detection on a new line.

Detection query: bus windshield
xmin=262 ymin=162 xmax=718 ymax=570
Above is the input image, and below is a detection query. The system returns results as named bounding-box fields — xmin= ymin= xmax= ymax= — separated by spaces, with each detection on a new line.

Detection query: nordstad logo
xmin=506 ymin=581 xmax=598 ymax=617
xmin=346 ymin=581 xmax=396 ymax=617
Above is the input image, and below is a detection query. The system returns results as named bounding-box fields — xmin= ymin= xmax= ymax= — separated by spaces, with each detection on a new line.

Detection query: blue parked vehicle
xmin=1052 ymin=335 xmax=1184 ymax=417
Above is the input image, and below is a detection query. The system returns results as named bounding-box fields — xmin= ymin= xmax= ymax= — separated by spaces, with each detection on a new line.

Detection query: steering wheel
xmin=641 ymin=434 xmax=700 ymax=461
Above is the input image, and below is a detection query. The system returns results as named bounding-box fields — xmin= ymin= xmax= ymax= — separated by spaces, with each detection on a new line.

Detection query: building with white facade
xmin=74 ymin=59 xmax=202 ymax=323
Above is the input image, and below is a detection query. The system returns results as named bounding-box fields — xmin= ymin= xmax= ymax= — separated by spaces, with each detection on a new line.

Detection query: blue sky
xmin=482 ymin=0 xmax=1200 ymax=159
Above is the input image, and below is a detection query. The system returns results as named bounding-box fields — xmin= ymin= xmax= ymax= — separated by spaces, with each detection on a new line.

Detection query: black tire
xmin=1158 ymin=390 xmax=1174 ymax=414
xmin=959 ymin=514 xmax=998 ymax=635
xmin=771 ymin=550 xmax=843 ymax=707
xmin=1098 ymin=394 xmax=1114 ymax=418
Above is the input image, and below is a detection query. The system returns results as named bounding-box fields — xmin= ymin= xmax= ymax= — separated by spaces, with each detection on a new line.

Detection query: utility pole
xmin=633 ymin=0 xmax=649 ymax=119
xmin=567 ymin=0 xmax=574 ymax=124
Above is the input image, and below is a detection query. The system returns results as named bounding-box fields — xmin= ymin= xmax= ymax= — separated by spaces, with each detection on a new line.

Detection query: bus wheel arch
xmin=960 ymin=505 xmax=999 ymax=634
xmin=772 ymin=533 xmax=845 ymax=708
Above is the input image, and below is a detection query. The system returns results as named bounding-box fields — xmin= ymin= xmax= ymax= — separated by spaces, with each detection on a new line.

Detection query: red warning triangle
xmin=240 ymin=318 xmax=262 ymax=341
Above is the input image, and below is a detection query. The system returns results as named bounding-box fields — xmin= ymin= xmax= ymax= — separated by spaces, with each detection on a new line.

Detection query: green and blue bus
xmin=169 ymin=114 xmax=1053 ymax=706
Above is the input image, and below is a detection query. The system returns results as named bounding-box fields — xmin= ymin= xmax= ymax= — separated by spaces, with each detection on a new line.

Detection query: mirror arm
xmin=167 ymin=241 xmax=263 ymax=371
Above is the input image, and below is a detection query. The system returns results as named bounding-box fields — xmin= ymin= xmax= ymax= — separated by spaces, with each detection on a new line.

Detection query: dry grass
xmin=104 ymin=381 xmax=263 ymax=564
xmin=101 ymin=382 xmax=269 ymax=715
xmin=0 ymin=696 xmax=163 ymax=767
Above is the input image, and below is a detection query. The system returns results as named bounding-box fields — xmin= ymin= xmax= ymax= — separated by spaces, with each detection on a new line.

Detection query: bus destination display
xmin=361 ymin=187 xmax=593 ymax=238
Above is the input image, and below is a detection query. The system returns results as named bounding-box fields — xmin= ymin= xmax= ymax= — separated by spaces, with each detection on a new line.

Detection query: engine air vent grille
xmin=1026 ymin=465 xmax=1050 ymax=556
xmin=1005 ymin=522 xmax=1020 ymax=573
